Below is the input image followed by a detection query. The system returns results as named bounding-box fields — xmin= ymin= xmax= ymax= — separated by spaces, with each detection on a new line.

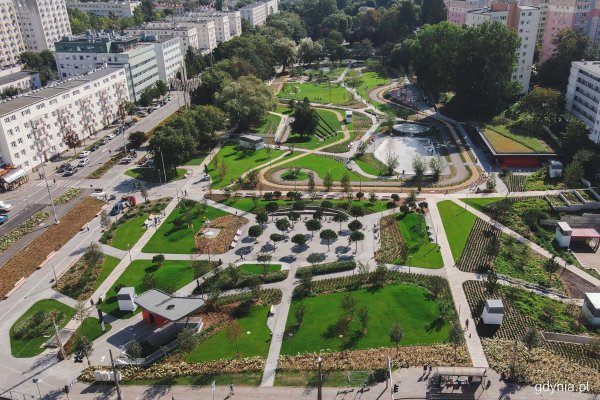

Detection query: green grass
xmin=125 ymin=167 xmax=187 ymax=183
xmin=10 ymin=300 xmax=75 ymax=358
xmin=355 ymin=70 xmax=390 ymax=103
xmin=286 ymin=109 xmax=344 ymax=150
xmin=110 ymin=214 xmax=149 ymax=251
xmin=482 ymin=125 xmax=555 ymax=154
xmin=281 ymin=170 xmax=309 ymax=181
xmin=122 ymin=371 xmax=264 ymax=386
xmin=437 ymin=200 xmax=477 ymax=262
xmin=254 ymin=113 xmax=281 ymax=135
xmin=279 ymin=82 xmax=355 ymax=105
xmin=239 ymin=264 xmax=281 ymax=274
xmin=274 ymin=370 xmax=370 ymax=387
xmin=217 ymin=197 xmax=390 ymax=214
xmin=95 ymin=255 xmax=120 ymax=291
xmin=209 ymin=142 xmax=285 ymax=189
xmin=354 ymin=153 xmax=387 ymax=176
xmin=280 ymin=154 xmax=370 ymax=181
xmin=142 ymin=202 xmax=229 ymax=254
xmin=188 ymin=305 xmax=271 ymax=362
xmin=99 ymin=259 xmax=198 ymax=317
xmin=184 ymin=152 xmax=209 ymax=166
xmin=282 ymin=284 xmax=449 ymax=355
xmin=68 ymin=317 xmax=112 ymax=354
xmin=460 ymin=197 xmax=503 ymax=212
xmin=395 ymin=212 xmax=443 ymax=269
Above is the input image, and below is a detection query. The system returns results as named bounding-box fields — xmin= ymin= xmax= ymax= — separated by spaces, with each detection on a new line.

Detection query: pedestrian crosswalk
xmin=34 ymin=179 xmax=81 ymax=188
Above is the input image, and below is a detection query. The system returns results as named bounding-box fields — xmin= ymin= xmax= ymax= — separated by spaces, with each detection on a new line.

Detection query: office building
xmin=14 ymin=0 xmax=72 ymax=51
xmin=0 ymin=66 xmax=128 ymax=171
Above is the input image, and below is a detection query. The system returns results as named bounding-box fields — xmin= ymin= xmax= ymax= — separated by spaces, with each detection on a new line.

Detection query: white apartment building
xmin=165 ymin=16 xmax=217 ymax=51
xmin=151 ymin=36 xmax=183 ymax=82
xmin=0 ymin=69 xmax=41 ymax=94
xmin=66 ymin=1 xmax=141 ymax=17
xmin=0 ymin=0 xmax=25 ymax=68
xmin=465 ymin=2 xmax=540 ymax=94
xmin=239 ymin=0 xmax=278 ymax=26
xmin=54 ymin=33 xmax=160 ymax=102
xmin=125 ymin=22 xmax=200 ymax=52
xmin=0 ymin=66 xmax=129 ymax=171
xmin=566 ymin=61 xmax=600 ymax=142
xmin=14 ymin=0 xmax=72 ymax=52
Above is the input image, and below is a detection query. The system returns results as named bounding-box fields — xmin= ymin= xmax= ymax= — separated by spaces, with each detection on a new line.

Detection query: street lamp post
xmin=32 ymin=378 xmax=42 ymax=399
xmin=51 ymin=263 xmax=58 ymax=282
xmin=41 ymin=163 xmax=58 ymax=224
xmin=316 ymin=352 xmax=323 ymax=400
xmin=159 ymin=147 xmax=167 ymax=183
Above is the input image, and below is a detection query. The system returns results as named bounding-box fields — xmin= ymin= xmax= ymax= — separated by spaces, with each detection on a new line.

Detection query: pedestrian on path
xmin=229 ymin=383 xmax=234 ymax=396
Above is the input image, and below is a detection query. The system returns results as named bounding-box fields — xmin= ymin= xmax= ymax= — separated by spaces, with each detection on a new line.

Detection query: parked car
xmin=142 ymin=159 xmax=154 ymax=168
xmin=120 ymin=156 xmax=134 ymax=164
xmin=77 ymin=157 xmax=90 ymax=167
xmin=78 ymin=151 xmax=90 ymax=158
xmin=109 ymin=202 xmax=124 ymax=216
xmin=167 ymin=95 xmax=173 ymax=101
xmin=63 ymin=167 xmax=78 ymax=176
xmin=57 ymin=163 xmax=71 ymax=173
xmin=101 ymin=137 xmax=110 ymax=145
xmin=0 ymin=214 xmax=8 ymax=224
xmin=91 ymin=144 xmax=100 ymax=151
xmin=0 ymin=200 xmax=12 ymax=212
xmin=108 ymin=133 xmax=116 ymax=140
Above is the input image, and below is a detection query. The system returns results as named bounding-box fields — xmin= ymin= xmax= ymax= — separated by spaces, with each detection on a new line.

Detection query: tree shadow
xmin=341 ymin=329 xmax=363 ymax=350
xmin=426 ymin=318 xmax=445 ymax=333
xmin=292 ymin=244 xmax=308 ymax=253
xmin=235 ymin=246 xmax=253 ymax=256
xmin=279 ymin=255 xmax=296 ymax=263
xmin=141 ymin=382 xmax=172 ymax=400
xmin=335 ymin=245 xmax=351 ymax=255
xmin=260 ymin=243 xmax=274 ymax=252
xmin=145 ymin=264 xmax=160 ymax=273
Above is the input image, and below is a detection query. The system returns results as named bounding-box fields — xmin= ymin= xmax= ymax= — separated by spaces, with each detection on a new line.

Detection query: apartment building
xmin=0 ymin=66 xmax=128 ymax=171
xmin=14 ymin=0 xmax=72 ymax=52
xmin=125 ymin=22 xmax=200 ymax=52
xmin=165 ymin=16 xmax=217 ymax=51
xmin=148 ymin=36 xmax=183 ymax=82
xmin=0 ymin=0 xmax=25 ymax=68
xmin=447 ymin=0 xmax=487 ymax=25
xmin=239 ymin=0 xmax=278 ymax=27
xmin=540 ymin=0 xmax=592 ymax=61
xmin=566 ymin=61 xmax=600 ymax=142
xmin=66 ymin=1 xmax=141 ymax=17
xmin=0 ymin=69 xmax=41 ymax=94
xmin=54 ymin=33 xmax=160 ymax=102
xmin=171 ymin=10 xmax=242 ymax=41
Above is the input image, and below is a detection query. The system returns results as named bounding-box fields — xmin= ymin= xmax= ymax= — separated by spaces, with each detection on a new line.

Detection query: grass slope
xmin=279 ymin=82 xmax=354 ymax=105
xmin=395 ymin=212 xmax=443 ymax=269
xmin=437 ymin=200 xmax=477 ymax=262
xmin=111 ymin=214 xmax=149 ymax=250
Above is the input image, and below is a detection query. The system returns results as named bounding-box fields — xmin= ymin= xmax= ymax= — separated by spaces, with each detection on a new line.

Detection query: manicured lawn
xmin=68 ymin=317 xmax=112 ymax=355
xmin=281 ymin=169 xmax=309 ymax=181
xmin=95 ymin=255 xmax=121 ymax=291
xmin=355 ymin=70 xmax=389 ymax=102
xmin=482 ymin=125 xmax=554 ymax=154
xmin=279 ymin=83 xmax=355 ymax=105
xmin=459 ymin=197 xmax=503 ymax=212
xmin=123 ymin=371 xmax=263 ymax=386
xmin=142 ymin=202 xmax=229 ymax=254
xmin=209 ymin=142 xmax=285 ymax=189
xmin=184 ymin=152 xmax=209 ymax=166
xmin=395 ymin=212 xmax=443 ymax=269
xmin=437 ymin=200 xmax=477 ymax=262
xmin=282 ymin=284 xmax=448 ymax=355
xmin=239 ymin=264 xmax=281 ymax=274
xmin=286 ymin=132 xmax=344 ymax=150
xmin=254 ymin=113 xmax=282 ymax=135
xmin=10 ymin=299 xmax=75 ymax=358
xmin=111 ymin=214 xmax=149 ymax=250
xmin=99 ymin=259 xmax=198 ymax=317
xmin=280 ymin=154 xmax=370 ymax=181
xmin=286 ymin=109 xmax=344 ymax=150
xmin=354 ymin=153 xmax=386 ymax=176
xmin=125 ymin=167 xmax=187 ymax=183
xmin=217 ymin=197 xmax=390 ymax=214
xmin=188 ymin=305 xmax=271 ymax=362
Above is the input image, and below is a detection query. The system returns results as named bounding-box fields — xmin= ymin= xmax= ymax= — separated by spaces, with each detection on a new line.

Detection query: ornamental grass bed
xmin=195 ymin=215 xmax=248 ymax=254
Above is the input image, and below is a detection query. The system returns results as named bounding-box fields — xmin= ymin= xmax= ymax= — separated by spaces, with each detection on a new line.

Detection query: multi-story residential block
xmin=54 ymin=32 xmax=160 ymax=101
xmin=66 ymin=1 xmax=141 ymax=17
xmin=0 ymin=66 xmax=128 ymax=171
xmin=0 ymin=0 xmax=26 ymax=68
xmin=165 ymin=16 xmax=217 ymax=51
xmin=447 ymin=0 xmax=487 ymax=25
xmin=14 ymin=0 xmax=72 ymax=52
xmin=125 ymin=22 xmax=200 ymax=52
xmin=185 ymin=10 xmax=242 ymax=39
xmin=464 ymin=1 xmax=540 ymax=93
xmin=239 ymin=0 xmax=278 ymax=26
xmin=566 ymin=61 xmax=600 ymax=142
xmin=0 ymin=69 xmax=41 ymax=94
xmin=540 ymin=0 xmax=592 ymax=62
xmin=148 ymin=36 xmax=183 ymax=82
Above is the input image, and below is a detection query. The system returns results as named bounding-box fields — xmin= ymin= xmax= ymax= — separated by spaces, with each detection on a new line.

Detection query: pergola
xmin=434 ymin=366 xmax=487 ymax=388
xmin=571 ymin=228 xmax=600 ymax=251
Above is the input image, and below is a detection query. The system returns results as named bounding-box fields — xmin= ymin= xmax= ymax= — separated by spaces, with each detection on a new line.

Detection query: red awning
xmin=571 ymin=228 xmax=600 ymax=239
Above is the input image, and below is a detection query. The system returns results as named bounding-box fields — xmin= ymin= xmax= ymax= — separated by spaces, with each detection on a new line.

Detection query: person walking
xmin=229 ymin=383 xmax=234 ymax=396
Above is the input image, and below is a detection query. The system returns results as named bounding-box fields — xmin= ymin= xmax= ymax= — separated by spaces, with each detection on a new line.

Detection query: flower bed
xmin=457 ymin=218 xmax=500 ymax=273
xmin=195 ymin=215 xmax=248 ymax=254
xmin=374 ymin=215 xmax=405 ymax=263
xmin=576 ymin=189 xmax=596 ymax=202
xmin=0 ymin=197 xmax=105 ymax=298
xmin=54 ymin=252 xmax=119 ymax=301
xmin=547 ymin=195 xmax=566 ymax=207
xmin=54 ymin=188 xmax=84 ymax=205
xmin=194 ymin=269 xmax=288 ymax=295
xmin=0 ymin=210 xmax=50 ymax=256
xmin=562 ymin=191 xmax=584 ymax=205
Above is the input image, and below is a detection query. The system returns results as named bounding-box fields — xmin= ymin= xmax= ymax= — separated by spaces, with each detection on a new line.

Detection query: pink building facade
xmin=447 ymin=0 xmax=488 ymax=24
xmin=540 ymin=0 xmax=592 ymax=61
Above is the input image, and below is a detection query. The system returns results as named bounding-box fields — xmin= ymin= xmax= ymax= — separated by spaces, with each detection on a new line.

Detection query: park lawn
xmin=209 ymin=142 xmax=285 ymax=189
xmin=68 ymin=317 xmax=112 ymax=355
xmin=188 ymin=305 xmax=271 ymax=362
xmin=239 ymin=264 xmax=281 ymax=274
xmin=111 ymin=214 xmax=149 ymax=250
xmin=95 ymin=255 xmax=121 ymax=291
xmin=281 ymin=154 xmax=370 ymax=181
xmin=354 ymin=154 xmax=386 ymax=176
xmin=275 ymin=370 xmax=371 ymax=387
xmin=355 ymin=70 xmax=390 ymax=102
xmin=10 ymin=299 xmax=75 ymax=358
xmin=282 ymin=284 xmax=448 ymax=355
xmin=286 ymin=132 xmax=344 ymax=150
xmin=395 ymin=212 xmax=443 ymax=269
xmin=279 ymin=83 xmax=355 ymax=105
xmin=459 ymin=197 xmax=503 ymax=212
xmin=143 ymin=203 xmax=229 ymax=254
xmin=286 ymin=109 xmax=344 ymax=150
xmin=254 ymin=113 xmax=282 ymax=136
xmin=482 ymin=125 xmax=554 ymax=154
xmin=123 ymin=371 xmax=263 ymax=386
xmin=281 ymin=170 xmax=309 ymax=181
xmin=217 ymin=197 xmax=390 ymax=214
xmin=184 ymin=152 xmax=209 ymax=166
xmin=99 ymin=259 xmax=197 ymax=317
xmin=437 ymin=200 xmax=477 ymax=262
xmin=125 ymin=167 xmax=187 ymax=183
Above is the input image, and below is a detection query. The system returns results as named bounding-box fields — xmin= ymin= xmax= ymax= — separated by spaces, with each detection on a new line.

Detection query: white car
xmin=77 ymin=157 xmax=90 ymax=167
xmin=0 ymin=200 xmax=12 ymax=212
xmin=120 ymin=156 xmax=134 ymax=164
xmin=108 ymin=133 xmax=116 ymax=140
xmin=78 ymin=151 xmax=90 ymax=158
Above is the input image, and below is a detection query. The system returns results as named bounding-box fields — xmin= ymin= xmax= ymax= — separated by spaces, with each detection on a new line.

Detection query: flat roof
xmin=585 ymin=293 xmax=600 ymax=307
xmin=135 ymin=289 xmax=205 ymax=321
xmin=573 ymin=61 xmax=600 ymax=77
xmin=240 ymin=134 xmax=263 ymax=142
xmin=571 ymin=228 xmax=600 ymax=238
xmin=0 ymin=71 xmax=37 ymax=86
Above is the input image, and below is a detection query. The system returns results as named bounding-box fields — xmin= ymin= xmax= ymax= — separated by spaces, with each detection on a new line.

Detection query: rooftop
xmin=0 ymin=71 xmax=38 ymax=87
xmin=134 ymin=289 xmax=205 ymax=321
xmin=585 ymin=293 xmax=600 ymax=307
xmin=574 ymin=60 xmax=600 ymax=77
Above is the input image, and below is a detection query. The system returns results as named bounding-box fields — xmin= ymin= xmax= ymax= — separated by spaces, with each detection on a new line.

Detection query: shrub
xmin=295 ymin=260 xmax=356 ymax=278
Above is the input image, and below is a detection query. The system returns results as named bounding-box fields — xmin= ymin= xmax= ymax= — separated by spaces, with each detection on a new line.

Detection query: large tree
xmin=419 ymin=0 xmax=447 ymax=25
xmin=518 ymin=86 xmax=564 ymax=127
xmin=149 ymin=126 xmax=196 ymax=172
xmin=559 ymin=118 xmax=591 ymax=162
xmin=215 ymin=75 xmax=275 ymax=131
xmin=291 ymin=98 xmax=318 ymax=137
xmin=273 ymin=37 xmax=297 ymax=73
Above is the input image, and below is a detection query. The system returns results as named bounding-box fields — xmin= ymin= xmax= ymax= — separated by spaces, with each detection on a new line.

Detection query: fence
xmin=0 ymin=388 xmax=37 ymax=400
xmin=542 ymin=332 xmax=596 ymax=345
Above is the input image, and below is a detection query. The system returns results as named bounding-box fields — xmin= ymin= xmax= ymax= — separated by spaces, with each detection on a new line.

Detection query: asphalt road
xmin=0 ymin=91 xmax=185 ymax=225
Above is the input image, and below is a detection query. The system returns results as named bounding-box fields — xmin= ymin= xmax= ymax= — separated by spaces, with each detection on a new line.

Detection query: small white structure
xmin=555 ymin=221 xmax=573 ymax=248
xmin=239 ymin=134 xmax=265 ymax=150
xmin=117 ymin=287 xmax=137 ymax=312
xmin=583 ymin=293 xmax=600 ymax=326
xmin=549 ymin=160 xmax=563 ymax=178
xmin=482 ymin=299 xmax=504 ymax=325
xmin=345 ymin=110 xmax=352 ymax=124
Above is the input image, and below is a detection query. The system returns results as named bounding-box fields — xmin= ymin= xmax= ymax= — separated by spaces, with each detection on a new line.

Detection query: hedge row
xmin=295 ymin=260 xmax=356 ymax=278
